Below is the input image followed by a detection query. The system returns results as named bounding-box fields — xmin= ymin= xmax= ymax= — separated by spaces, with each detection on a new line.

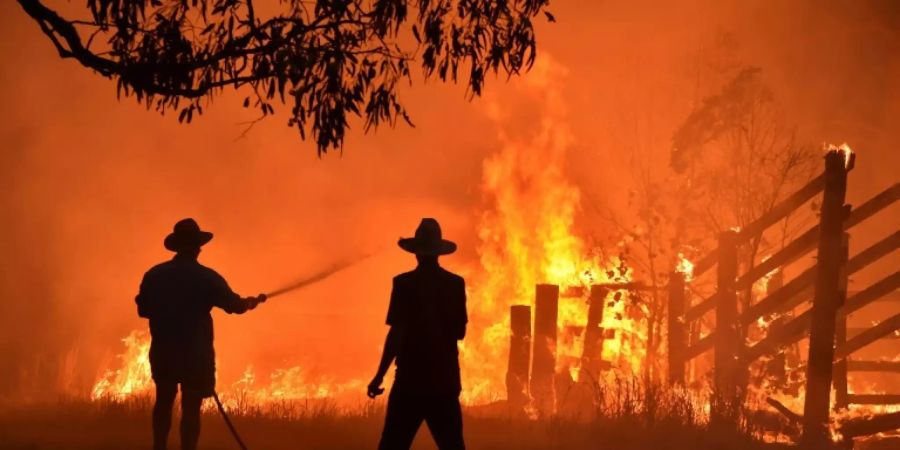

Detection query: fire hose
xmin=211 ymin=253 xmax=373 ymax=450
xmin=213 ymin=392 xmax=249 ymax=450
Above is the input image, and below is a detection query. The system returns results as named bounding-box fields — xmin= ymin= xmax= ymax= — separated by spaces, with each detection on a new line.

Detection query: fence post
xmin=802 ymin=150 xmax=850 ymax=447
xmin=766 ymin=270 xmax=788 ymax=388
xmin=688 ymin=319 xmax=701 ymax=382
xmin=507 ymin=305 xmax=532 ymax=414
xmin=580 ymin=286 xmax=609 ymax=382
xmin=712 ymin=229 xmax=740 ymax=429
xmin=668 ymin=272 xmax=687 ymax=385
xmin=531 ymin=284 xmax=559 ymax=417
xmin=833 ymin=233 xmax=851 ymax=411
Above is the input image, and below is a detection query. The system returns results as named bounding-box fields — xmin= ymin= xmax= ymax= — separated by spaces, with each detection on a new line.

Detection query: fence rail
xmin=666 ymin=150 xmax=899 ymax=445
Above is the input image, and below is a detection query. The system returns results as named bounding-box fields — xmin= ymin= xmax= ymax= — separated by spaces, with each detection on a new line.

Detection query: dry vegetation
xmin=0 ymin=384 xmax=777 ymax=450
xmin=4 ymin=378 xmax=899 ymax=449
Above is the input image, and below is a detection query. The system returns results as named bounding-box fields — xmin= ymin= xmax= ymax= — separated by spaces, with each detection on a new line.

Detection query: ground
xmin=2 ymin=398 xmax=897 ymax=450
xmin=0 ymin=397 xmax=784 ymax=450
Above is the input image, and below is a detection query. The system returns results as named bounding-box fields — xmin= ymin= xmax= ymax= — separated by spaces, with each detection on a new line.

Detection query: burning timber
xmin=496 ymin=149 xmax=899 ymax=447
xmin=663 ymin=149 xmax=900 ymax=447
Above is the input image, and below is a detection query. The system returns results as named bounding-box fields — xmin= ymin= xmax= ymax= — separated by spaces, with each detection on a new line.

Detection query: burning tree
xmin=17 ymin=0 xmax=553 ymax=153
xmin=667 ymin=32 xmax=820 ymax=277
xmin=594 ymin=33 xmax=819 ymax=388
xmin=672 ymin=67 xmax=819 ymax=256
xmin=669 ymin=31 xmax=817 ymax=266
xmin=671 ymin=66 xmax=819 ymax=398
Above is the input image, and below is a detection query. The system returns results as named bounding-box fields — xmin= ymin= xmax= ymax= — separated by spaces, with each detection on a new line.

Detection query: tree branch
xmin=18 ymin=0 xmax=118 ymax=76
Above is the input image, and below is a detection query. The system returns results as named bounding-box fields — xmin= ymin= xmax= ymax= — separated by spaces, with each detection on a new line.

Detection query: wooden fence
xmin=500 ymin=150 xmax=898 ymax=444
xmin=667 ymin=150 xmax=900 ymax=445
xmin=506 ymin=283 xmax=627 ymax=417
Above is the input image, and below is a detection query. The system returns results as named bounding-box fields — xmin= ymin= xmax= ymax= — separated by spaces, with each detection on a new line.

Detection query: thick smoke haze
xmin=0 ymin=0 xmax=897 ymax=398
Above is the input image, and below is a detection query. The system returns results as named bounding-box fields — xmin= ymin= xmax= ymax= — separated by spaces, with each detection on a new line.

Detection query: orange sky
xmin=1 ymin=0 xmax=897 ymax=398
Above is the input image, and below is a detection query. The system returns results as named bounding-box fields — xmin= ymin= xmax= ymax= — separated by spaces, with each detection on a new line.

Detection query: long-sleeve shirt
xmin=386 ymin=264 xmax=467 ymax=396
xmin=135 ymin=254 xmax=253 ymax=395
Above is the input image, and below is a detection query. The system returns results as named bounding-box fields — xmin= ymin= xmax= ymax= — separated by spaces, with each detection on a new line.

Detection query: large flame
xmin=460 ymin=56 xmax=640 ymax=404
xmin=91 ymin=57 xmax=644 ymax=409
xmin=86 ymin=67 xmax=893 ymax=448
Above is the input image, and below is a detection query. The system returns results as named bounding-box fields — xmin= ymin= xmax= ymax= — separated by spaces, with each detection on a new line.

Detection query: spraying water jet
xmin=264 ymin=252 xmax=377 ymax=300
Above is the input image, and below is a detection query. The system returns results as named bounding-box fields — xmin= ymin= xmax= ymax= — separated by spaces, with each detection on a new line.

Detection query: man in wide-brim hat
xmin=136 ymin=218 xmax=267 ymax=450
xmin=368 ymin=218 xmax=468 ymax=450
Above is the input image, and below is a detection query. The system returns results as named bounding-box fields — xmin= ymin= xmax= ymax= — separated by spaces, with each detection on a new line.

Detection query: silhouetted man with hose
xmin=136 ymin=218 xmax=266 ymax=450
xmin=368 ymin=218 xmax=468 ymax=450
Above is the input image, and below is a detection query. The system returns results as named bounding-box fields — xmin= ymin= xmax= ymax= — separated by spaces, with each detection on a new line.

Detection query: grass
xmin=1 ymin=378 xmax=894 ymax=450
xmin=0 ymin=382 xmax=789 ymax=450
xmin=0 ymin=401 xmax=766 ymax=450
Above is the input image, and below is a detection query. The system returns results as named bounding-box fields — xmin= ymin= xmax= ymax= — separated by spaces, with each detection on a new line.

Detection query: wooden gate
xmin=667 ymin=149 xmax=900 ymax=445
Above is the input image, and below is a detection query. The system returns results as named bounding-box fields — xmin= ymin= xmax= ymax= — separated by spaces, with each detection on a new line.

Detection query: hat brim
xmin=398 ymin=237 xmax=457 ymax=255
xmin=164 ymin=231 xmax=213 ymax=252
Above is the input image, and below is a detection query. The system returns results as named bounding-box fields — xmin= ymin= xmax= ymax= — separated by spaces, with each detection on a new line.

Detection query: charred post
xmin=531 ymin=284 xmax=559 ymax=417
xmin=667 ymin=271 xmax=687 ymax=385
xmin=688 ymin=318 xmax=701 ymax=381
xmin=507 ymin=305 xmax=532 ymax=413
xmin=579 ymin=286 xmax=609 ymax=382
xmin=765 ymin=270 xmax=787 ymax=387
xmin=801 ymin=150 xmax=850 ymax=448
xmin=712 ymin=229 xmax=740 ymax=429
xmin=833 ymin=233 xmax=850 ymax=411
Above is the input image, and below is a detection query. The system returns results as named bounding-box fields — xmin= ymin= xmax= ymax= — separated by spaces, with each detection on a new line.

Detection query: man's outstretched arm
xmin=209 ymin=271 xmax=266 ymax=314
xmin=368 ymin=326 xmax=399 ymax=398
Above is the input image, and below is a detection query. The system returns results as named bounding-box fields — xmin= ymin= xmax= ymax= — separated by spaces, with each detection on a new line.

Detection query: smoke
xmin=0 ymin=0 xmax=898 ymax=399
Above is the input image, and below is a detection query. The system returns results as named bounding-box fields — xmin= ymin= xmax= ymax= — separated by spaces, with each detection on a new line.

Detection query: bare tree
xmin=671 ymin=64 xmax=819 ymax=404
xmin=608 ymin=119 xmax=679 ymax=384
xmin=17 ymin=0 xmax=553 ymax=154
xmin=672 ymin=66 xmax=819 ymax=283
xmin=592 ymin=34 xmax=818 ymax=384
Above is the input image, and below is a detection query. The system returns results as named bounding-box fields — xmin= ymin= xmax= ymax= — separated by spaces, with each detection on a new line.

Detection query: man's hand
xmin=246 ymin=294 xmax=267 ymax=310
xmin=367 ymin=375 xmax=385 ymax=399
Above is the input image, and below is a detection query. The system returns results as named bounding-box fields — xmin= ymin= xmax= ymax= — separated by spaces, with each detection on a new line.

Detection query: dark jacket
xmin=387 ymin=265 xmax=467 ymax=396
xmin=135 ymin=254 xmax=253 ymax=396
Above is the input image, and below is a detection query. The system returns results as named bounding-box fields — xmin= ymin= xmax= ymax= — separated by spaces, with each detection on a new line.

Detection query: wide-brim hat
xmin=398 ymin=218 xmax=456 ymax=256
xmin=164 ymin=218 xmax=214 ymax=252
